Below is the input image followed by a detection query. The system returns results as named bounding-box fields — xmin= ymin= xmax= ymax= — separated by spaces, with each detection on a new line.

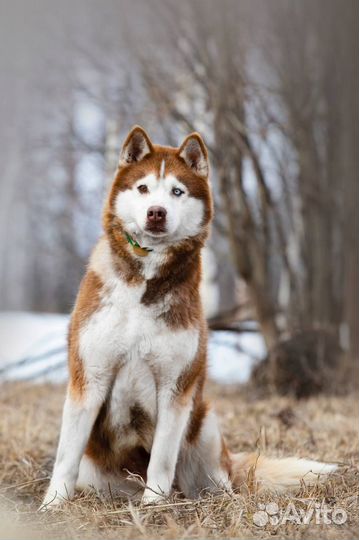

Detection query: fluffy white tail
xmin=231 ymin=452 xmax=337 ymax=492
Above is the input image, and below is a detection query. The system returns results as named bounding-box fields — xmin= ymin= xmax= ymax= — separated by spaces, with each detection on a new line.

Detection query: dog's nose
xmin=147 ymin=206 xmax=167 ymax=223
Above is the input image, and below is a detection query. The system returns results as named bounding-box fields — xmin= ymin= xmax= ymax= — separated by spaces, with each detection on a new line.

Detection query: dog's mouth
xmin=144 ymin=224 xmax=168 ymax=236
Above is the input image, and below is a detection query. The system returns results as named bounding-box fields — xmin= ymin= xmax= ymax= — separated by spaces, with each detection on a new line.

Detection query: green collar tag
xmin=125 ymin=232 xmax=153 ymax=257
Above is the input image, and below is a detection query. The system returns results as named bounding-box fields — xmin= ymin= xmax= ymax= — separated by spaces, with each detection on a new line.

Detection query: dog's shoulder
xmin=88 ymin=235 xmax=116 ymax=285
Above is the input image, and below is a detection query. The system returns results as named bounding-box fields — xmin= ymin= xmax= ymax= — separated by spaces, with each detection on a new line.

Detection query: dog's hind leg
xmin=77 ymin=454 xmax=112 ymax=492
xmin=176 ymin=408 xmax=232 ymax=499
xmin=76 ymin=455 xmax=142 ymax=499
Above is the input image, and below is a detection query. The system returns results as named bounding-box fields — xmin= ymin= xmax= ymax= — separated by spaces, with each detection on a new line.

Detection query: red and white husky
xmin=42 ymin=127 xmax=335 ymax=509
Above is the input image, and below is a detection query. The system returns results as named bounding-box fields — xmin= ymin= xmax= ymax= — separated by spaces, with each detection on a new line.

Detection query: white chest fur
xmin=79 ymin=275 xmax=199 ymax=374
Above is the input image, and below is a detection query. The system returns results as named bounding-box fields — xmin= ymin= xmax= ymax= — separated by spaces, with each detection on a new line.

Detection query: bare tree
xmin=126 ymin=0 xmax=358 ymax=363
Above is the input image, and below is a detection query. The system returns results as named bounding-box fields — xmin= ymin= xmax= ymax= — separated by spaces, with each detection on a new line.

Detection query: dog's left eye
xmin=172 ymin=187 xmax=184 ymax=197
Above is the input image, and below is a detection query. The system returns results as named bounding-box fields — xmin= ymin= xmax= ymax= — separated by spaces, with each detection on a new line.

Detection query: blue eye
xmin=172 ymin=187 xmax=184 ymax=197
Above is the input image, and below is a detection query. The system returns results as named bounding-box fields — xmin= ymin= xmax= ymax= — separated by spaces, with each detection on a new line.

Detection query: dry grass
xmin=0 ymin=382 xmax=358 ymax=539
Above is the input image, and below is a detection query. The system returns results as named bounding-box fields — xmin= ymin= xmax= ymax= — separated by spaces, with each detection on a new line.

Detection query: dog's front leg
xmin=142 ymin=388 xmax=191 ymax=505
xmin=41 ymin=384 xmax=106 ymax=510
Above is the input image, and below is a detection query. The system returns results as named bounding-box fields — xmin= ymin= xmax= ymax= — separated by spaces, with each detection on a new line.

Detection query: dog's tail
xmin=230 ymin=452 xmax=337 ymax=492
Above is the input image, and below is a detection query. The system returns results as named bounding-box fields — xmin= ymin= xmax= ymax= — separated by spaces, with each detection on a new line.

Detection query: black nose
xmin=147 ymin=206 xmax=167 ymax=223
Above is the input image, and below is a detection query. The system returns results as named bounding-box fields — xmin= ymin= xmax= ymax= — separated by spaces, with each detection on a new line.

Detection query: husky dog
xmin=42 ymin=127 xmax=336 ymax=509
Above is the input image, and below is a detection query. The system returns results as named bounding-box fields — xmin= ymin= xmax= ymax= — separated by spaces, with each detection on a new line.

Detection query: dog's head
xmin=104 ymin=126 xmax=213 ymax=249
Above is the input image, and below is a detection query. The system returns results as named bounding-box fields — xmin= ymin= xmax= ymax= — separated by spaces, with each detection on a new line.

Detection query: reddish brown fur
xmin=185 ymin=352 xmax=208 ymax=444
xmin=174 ymin=318 xmax=207 ymax=402
xmin=229 ymin=452 xmax=260 ymax=491
xmin=220 ymin=438 xmax=232 ymax=476
xmin=142 ymin=242 xmax=203 ymax=324
xmin=186 ymin=397 xmax=209 ymax=444
xmin=85 ymin=396 xmax=152 ymax=478
xmin=68 ymin=270 xmax=103 ymax=399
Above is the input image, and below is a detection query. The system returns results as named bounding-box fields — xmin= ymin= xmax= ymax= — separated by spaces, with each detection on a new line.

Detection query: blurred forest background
xmin=0 ymin=0 xmax=357 ymax=392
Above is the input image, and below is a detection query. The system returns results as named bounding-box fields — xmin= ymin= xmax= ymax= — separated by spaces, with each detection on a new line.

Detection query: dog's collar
xmin=124 ymin=231 xmax=153 ymax=257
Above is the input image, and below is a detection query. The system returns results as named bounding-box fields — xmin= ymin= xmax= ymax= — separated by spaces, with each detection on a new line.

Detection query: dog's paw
xmin=39 ymin=485 xmax=72 ymax=511
xmin=141 ymin=489 xmax=166 ymax=506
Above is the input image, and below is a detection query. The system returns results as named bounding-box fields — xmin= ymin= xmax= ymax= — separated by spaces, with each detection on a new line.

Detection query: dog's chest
xmin=80 ymin=279 xmax=164 ymax=363
xmin=79 ymin=274 xmax=199 ymax=377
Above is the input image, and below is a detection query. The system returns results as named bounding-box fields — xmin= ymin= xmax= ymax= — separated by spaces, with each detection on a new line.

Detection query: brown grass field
xmin=0 ymin=382 xmax=358 ymax=540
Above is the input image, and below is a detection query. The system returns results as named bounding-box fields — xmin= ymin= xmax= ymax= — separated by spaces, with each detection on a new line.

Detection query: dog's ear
xmin=178 ymin=133 xmax=209 ymax=178
xmin=119 ymin=126 xmax=153 ymax=166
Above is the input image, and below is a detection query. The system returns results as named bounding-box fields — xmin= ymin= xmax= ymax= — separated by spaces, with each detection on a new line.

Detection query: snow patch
xmin=0 ymin=312 xmax=266 ymax=384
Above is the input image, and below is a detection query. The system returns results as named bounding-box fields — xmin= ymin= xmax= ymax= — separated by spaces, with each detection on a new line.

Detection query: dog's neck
xmin=106 ymin=224 xmax=204 ymax=300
